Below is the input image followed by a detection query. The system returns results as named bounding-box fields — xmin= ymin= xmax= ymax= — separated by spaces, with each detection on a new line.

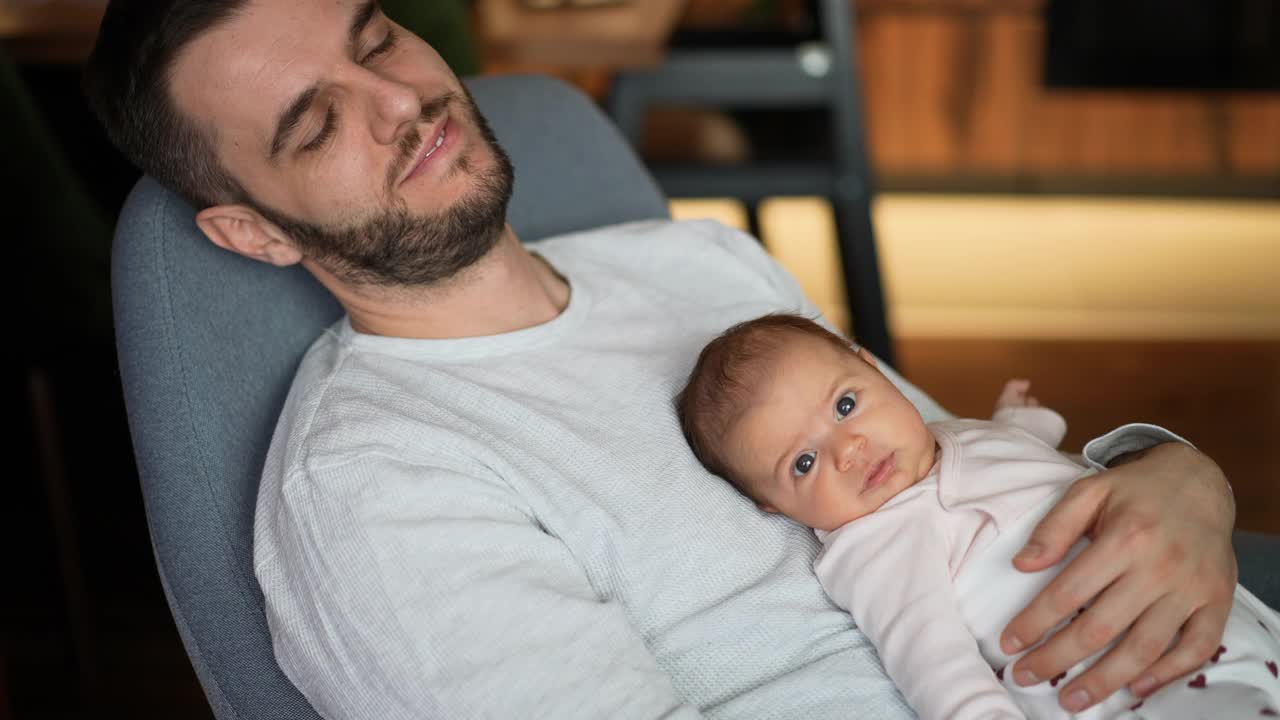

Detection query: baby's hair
xmin=676 ymin=314 xmax=859 ymax=497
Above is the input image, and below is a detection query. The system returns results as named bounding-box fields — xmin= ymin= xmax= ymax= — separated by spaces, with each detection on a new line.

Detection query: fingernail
xmin=1015 ymin=669 xmax=1038 ymax=686
xmin=1004 ymin=634 xmax=1024 ymax=653
xmin=1063 ymin=689 xmax=1090 ymax=711
xmin=1132 ymin=675 xmax=1157 ymax=696
xmin=1016 ymin=543 xmax=1043 ymax=562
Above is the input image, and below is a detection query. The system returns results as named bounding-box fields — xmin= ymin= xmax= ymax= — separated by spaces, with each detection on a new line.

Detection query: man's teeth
xmin=423 ymin=129 xmax=445 ymax=159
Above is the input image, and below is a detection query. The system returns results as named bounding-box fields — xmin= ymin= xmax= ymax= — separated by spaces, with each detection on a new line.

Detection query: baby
xmin=677 ymin=313 xmax=1280 ymax=719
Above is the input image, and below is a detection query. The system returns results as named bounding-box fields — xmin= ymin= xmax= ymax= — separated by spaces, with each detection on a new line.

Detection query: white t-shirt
xmin=254 ymin=219 xmax=1177 ymax=719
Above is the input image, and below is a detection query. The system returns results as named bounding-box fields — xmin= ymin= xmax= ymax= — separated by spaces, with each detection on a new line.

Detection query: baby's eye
xmin=835 ymin=392 xmax=857 ymax=419
xmin=793 ymin=452 xmax=816 ymax=477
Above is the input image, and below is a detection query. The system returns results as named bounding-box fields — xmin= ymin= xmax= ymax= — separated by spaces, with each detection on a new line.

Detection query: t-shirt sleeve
xmin=255 ymin=454 xmax=704 ymax=720
xmin=1081 ymin=423 xmax=1196 ymax=470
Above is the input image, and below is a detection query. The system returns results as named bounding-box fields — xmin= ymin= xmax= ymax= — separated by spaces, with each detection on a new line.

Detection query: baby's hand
xmin=996 ymin=379 xmax=1040 ymax=411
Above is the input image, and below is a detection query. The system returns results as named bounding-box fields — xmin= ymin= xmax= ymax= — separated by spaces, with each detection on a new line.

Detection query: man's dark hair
xmin=676 ymin=313 xmax=857 ymax=497
xmin=83 ymin=0 xmax=250 ymax=209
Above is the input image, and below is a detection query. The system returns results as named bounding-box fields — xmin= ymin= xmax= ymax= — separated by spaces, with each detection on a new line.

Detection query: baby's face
xmin=726 ymin=336 xmax=937 ymax=531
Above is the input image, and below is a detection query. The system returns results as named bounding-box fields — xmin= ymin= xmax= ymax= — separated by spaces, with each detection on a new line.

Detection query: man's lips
xmin=861 ymin=453 xmax=896 ymax=494
xmin=399 ymin=117 xmax=450 ymax=187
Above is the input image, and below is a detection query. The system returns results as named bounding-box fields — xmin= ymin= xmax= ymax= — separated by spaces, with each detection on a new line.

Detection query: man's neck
xmin=307 ymin=226 xmax=571 ymax=340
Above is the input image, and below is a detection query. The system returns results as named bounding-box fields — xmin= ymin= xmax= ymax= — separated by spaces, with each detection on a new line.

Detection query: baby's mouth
xmin=861 ymin=453 xmax=896 ymax=494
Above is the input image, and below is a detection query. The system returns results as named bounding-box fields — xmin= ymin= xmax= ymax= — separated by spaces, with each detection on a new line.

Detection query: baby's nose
xmin=836 ymin=434 xmax=867 ymax=471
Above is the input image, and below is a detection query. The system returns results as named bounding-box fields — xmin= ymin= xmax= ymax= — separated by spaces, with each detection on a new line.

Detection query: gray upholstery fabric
xmin=1235 ymin=531 xmax=1280 ymax=609
xmin=113 ymin=73 xmax=1279 ymax=718
xmin=113 ymin=75 xmax=667 ymax=720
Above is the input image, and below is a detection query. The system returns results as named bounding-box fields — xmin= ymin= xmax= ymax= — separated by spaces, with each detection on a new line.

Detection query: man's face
xmin=726 ymin=335 xmax=937 ymax=531
xmin=172 ymin=0 xmax=513 ymax=286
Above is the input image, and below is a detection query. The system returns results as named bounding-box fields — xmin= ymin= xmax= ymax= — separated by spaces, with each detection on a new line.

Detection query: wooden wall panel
xmin=854 ymin=1 xmax=1280 ymax=178
xmin=961 ymin=13 xmax=1033 ymax=173
xmin=483 ymin=0 xmax=1280 ymax=180
xmin=1226 ymin=96 xmax=1280 ymax=173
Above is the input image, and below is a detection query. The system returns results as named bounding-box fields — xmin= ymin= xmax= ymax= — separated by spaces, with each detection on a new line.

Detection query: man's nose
xmin=364 ymin=74 xmax=423 ymax=145
xmin=834 ymin=433 xmax=867 ymax=472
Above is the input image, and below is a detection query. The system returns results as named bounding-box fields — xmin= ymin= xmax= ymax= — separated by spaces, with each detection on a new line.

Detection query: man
xmin=84 ymin=1 xmax=1238 ymax=717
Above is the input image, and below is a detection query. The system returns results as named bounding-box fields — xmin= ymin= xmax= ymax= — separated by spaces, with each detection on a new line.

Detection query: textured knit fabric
xmin=254 ymin=219 xmax=1188 ymax=720
xmin=816 ymin=413 xmax=1280 ymax=720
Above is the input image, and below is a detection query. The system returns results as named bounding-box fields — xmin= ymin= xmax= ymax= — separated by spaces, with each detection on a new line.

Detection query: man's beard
xmin=252 ymin=89 xmax=515 ymax=288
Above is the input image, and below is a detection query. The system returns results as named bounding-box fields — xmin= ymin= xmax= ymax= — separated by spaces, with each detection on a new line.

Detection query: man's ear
xmin=195 ymin=204 xmax=303 ymax=267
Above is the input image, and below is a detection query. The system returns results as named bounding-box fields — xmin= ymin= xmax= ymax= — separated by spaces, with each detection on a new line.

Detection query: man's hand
xmin=999 ymin=442 xmax=1236 ymax=713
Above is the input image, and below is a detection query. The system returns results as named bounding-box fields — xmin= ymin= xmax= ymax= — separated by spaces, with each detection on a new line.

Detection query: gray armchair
xmin=111 ymin=74 xmax=1280 ymax=719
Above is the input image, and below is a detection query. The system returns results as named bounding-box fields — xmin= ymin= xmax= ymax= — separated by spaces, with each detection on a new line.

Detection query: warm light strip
xmin=672 ymin=194 xmax=1280 ymax=340
xmin=875 ymin=194 xmax=1280 ymax=339
xmin=895 ymin=307 xmax=1280 ymax=339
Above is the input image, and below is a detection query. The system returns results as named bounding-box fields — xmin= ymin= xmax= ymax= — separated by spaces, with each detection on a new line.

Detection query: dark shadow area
xmin=7 ymin=46 xmax=211 ymax=718
xmin=1045 ymin=0 xmax=1280 ymax=90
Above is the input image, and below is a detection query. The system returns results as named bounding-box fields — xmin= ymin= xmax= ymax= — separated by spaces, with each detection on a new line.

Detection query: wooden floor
xmin=897 ymin=337 xmax=1280 ymax=535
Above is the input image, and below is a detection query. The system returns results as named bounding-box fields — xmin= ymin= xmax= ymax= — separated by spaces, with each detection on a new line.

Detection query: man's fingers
xmin=1129 ymin=604 xmax=1229 ymax=698
xmin=1008 ymin=566 xmax=1144 ymax=684
xmin=1003 ymin=536 xmax=1121 ymax=655
xmin=1012 ymin=476 xmax=1107 ymax=573
xmin=1054 ymin=593 xmax=1186 ymax=711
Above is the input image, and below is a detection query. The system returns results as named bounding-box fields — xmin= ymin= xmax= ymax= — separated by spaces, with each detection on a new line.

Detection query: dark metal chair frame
xmin=608 ymin=0 xmax=895 ymax=365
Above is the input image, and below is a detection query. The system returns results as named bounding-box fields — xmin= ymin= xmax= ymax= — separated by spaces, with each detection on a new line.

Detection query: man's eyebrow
xmin=347 ymin=0 xmax=379 ymax=50
xmin=269 ymin=84 xmax=319 ymax=161
xmin=267 ymin=1 xmax=380 ymax=161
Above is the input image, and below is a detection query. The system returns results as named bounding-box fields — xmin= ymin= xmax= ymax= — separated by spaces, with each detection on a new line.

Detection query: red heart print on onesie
xmin=1211 ymin=645 xmax=1227 ymax=662
xmin=1188 ymin=674 xmax=1207 ymax=689
xmin=1267 ymin=660 xmax=1278 ymax=678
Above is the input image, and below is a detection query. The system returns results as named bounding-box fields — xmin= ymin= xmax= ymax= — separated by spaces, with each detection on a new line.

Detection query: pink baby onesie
xmin=814 ymin=408 xmax=1280 ymax=719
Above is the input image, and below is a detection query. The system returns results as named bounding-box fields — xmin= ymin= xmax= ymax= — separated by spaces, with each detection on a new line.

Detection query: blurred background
xmin=5 ymin=0 xmax=1278 ymax=716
